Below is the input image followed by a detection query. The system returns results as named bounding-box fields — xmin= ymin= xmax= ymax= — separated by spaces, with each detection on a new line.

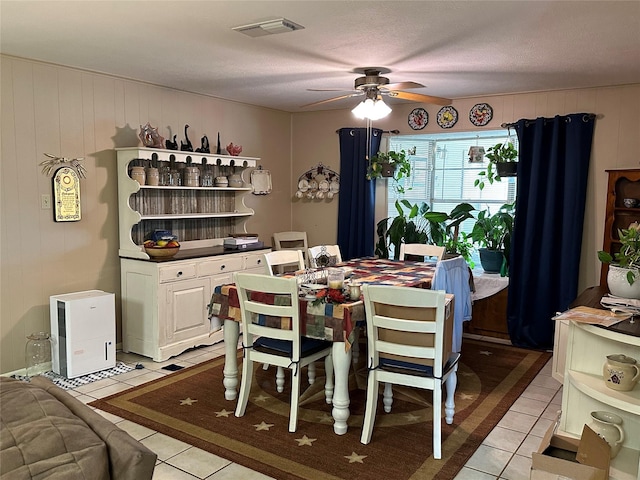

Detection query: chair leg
xmin=308 ymin=362 xmax=316 ymax=385
xmin=360 ymin=372 xmax=379 ymax=444
xmin=276 ymin=366 xmax=285 ymax=393
xmin=288 ymin=366 xmax=302 ymax=433
xmin=383 ymin=382 xmax=393 ymax=413
xmin=324 ymin=354 xmax=334 ymax=404
xmin=235 ymin=356 xmax=254 ymax=418
xmin=444 ymin=364 xmax=458 ymax=425
xmin=433 ymin=381 xmax=443 ymax=459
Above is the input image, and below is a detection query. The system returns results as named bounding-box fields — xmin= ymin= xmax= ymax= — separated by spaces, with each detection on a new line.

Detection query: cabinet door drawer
xmin=244 ymin=254 xmax=267 ymax=272
xmin=159 ymin=263 xmax=197 ymax=283
xmin=199 ymin=257 xmax=244 ymax=276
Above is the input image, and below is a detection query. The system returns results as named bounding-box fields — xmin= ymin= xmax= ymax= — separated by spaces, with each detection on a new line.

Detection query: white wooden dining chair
xmin=273 ymin=231 xmax=309 ymax=267
xmin=234 ymin=272 xmax=334 ymax=433
xmin=308 ymin=245 xmax=343 ymax=268
xmin=360 ymin=284 xmax=460 ymax=459
xmin=399 ymin=243 xmax=446 ymax=262
xmin=263 ymin=250 xmax=305 ymax=276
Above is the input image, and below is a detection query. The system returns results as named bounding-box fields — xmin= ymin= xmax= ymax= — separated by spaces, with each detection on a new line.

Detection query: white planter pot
xmin=607 ymin=265 xmax=640 ymax=299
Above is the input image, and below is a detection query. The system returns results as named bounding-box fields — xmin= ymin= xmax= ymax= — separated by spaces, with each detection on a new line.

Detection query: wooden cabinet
xmin=116 ymin=147 xmax=270 ymax=361
xmin=559 ymin=320 xmax=640 ymax=480
xmin=121 ymin=252 xmax=268 ymax=361
xmin=601 ymin=169 xmax=640 ymax=286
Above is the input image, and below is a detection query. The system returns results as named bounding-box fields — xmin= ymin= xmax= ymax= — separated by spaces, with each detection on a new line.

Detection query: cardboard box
xmin=531 ymin=422 xmax=610 ymax=480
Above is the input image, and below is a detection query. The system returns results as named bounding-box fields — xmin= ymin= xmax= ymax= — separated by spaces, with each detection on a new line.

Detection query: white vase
xmin=588 ymin=411 xmax=625 ymax=458
xmin=607 ymin=265 xmax=640 ymax=298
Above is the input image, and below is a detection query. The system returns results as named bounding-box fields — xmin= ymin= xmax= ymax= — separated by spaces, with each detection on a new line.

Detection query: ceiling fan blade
xmin=383 ymin=81 xmax=425 ymax=90
xmin=390 ymin=91 xmax=452 ymax=106
xmin=300 ymin=93 xmax=360 ymax=109
xmin=307 ymin=88 xmax=354 ymax=92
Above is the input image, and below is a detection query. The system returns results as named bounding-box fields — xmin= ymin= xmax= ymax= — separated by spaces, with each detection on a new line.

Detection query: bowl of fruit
xmin=144 ymin=239 xmax=180 ymax=258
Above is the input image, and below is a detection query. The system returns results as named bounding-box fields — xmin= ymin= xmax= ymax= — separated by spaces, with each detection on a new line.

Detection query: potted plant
xmin=471 ymin=203 xmax=515 ymax=273
xmin=367 ymin=149 xmax=412 ymax=194
xmin=598 ymin=222 xmax=640 ymax=298
xmin=474 ymin=141 xmax=518 ymax=190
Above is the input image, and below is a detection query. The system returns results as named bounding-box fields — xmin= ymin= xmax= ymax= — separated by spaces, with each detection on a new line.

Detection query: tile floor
xmin=69 ymin=334 xmax=560 ymax=480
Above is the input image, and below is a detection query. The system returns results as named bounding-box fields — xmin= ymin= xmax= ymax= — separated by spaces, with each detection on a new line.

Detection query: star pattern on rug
xmin=215 ymin=409 xmax=233 ymax=417
xmin=317 ymin=413 xmax=333 ymax=424
xmin=295 ymin=435 xmax=317 ymax=446
xmin=254 ymin=421 xmax=275 ymax=431
xmin=479 ymin=350 xmax=493 ymax=356
xmin=404 ymin=413 xmax=421 ymax=422
xmin=458 ymin=393 xmax=475 ymax=400
xmin=344 ymin=452 xmax=367 ymax=463
xmin=253 ymin=394 xmax=269 ymax=403
xmin=180 ymin=397 xmax=198 ymax=405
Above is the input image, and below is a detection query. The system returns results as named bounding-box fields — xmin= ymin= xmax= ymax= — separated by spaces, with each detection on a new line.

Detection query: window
xmin=379 ymin=130 xmax=518 ymax=263
xmin=385 ymin=130 xmax=518 ymax=234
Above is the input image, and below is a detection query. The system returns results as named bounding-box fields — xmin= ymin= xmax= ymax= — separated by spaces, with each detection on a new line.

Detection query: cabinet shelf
xmin=139 ymin=212 xmax=253 ymax=220
xmin=139 ymin=185 xmax=253 ymax=192
xmin=567 ymin=370 xmax=640 ymax=415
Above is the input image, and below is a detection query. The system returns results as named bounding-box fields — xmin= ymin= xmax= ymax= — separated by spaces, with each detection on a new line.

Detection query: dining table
xmin=209 ymin=257 xmax=456 ymax=435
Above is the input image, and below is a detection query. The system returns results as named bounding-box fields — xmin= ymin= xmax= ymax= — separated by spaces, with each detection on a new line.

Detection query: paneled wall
xmin=0 ymin=56 xmax=292 ymax=374
xmin=291 ymin=84 xmax=640 ymax=294
xmin=2 ymin=52 xmax=639 ymax=374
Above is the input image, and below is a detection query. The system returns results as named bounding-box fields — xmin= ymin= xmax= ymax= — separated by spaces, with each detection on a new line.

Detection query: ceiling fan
xmin=301 ymin=67 xmax=452 ymax=109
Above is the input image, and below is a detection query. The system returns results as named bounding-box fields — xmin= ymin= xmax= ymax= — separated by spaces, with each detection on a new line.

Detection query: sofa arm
xmin=30 ymin=377 xmax=157 ymax=480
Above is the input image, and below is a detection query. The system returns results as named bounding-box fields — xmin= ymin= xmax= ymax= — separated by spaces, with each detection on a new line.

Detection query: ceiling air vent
xmin=232 ymin=18 xmax=304 ymax=38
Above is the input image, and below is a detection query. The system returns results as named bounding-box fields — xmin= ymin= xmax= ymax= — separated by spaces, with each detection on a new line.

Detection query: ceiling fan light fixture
xmin=352 ymin=97 xmax=391 ymax=120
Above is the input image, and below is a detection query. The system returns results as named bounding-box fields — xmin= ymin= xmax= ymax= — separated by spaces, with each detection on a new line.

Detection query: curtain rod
xmin=335 ymin=129 xmax=400 ymax=134
xmin=501 ymin=113 xmax=596 ymax=129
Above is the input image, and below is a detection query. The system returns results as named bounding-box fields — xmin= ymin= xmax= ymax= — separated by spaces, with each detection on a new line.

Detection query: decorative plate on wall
xmin=408 ymin=107 xmax=428 ymax=130
xmin=436 ymin=106 xmax=458 ymax=129
xmin=251 ymin=168 xmax=272 ymax=195
xmin=469 ymin=103 xmax=493 ymax=126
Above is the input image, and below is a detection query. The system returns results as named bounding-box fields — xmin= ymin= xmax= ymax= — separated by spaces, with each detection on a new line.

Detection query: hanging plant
xmin=474 ymin=141 xmax=518 ymax=190
xmin=367 ymin=149 xmax=413 ymax=194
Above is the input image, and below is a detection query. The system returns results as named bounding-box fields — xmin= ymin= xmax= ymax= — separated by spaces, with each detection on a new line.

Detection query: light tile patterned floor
xmin=71 ymin=335 xmax=559 ymax=480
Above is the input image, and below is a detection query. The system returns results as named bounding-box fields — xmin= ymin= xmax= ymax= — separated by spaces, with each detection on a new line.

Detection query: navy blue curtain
xmin=337 ymin=127 xmax=382 ymax=260
xmin=507 ymin=113 xmax=595 ymax=349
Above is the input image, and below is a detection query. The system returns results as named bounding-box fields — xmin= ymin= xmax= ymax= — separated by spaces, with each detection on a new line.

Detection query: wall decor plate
xmin=251 ymin=168 xmax=272 ymax=195
xmin=437 ymin=106 xmax=458 ymax=129
xmin=469 ymin=103 xmax=493 ymax=126
xmin=408 ymin=107 xmax=428 ymax=130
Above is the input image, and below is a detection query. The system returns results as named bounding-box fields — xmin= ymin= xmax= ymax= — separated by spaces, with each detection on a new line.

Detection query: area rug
xmin=90 ymin=339 xmax=551 ymax=480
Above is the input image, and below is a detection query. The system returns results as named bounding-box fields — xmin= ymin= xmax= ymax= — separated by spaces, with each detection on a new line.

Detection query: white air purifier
xmin=50 ymin=290 xmax=116 ymax=378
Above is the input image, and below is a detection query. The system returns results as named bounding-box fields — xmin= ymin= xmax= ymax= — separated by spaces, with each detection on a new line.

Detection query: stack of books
xmin=223 ymin=234 xmax=263 ymax=250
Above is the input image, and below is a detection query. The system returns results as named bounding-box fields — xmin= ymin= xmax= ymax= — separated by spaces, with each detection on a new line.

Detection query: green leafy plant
xmin=598 ymin=222 xmax=640 ymax=285
xmin=367 ymin=149 xmax=412 ymax=194
xmin=471 ymin=203 xmax=515 ymax=252
xmin=375 ymin=200 xmax=476 ymax=265
xmin=474 ymin=141 xmax=518 ymax=190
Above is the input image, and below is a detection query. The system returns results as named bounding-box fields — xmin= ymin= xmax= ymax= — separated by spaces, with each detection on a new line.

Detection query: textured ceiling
xmin=1 ymin=1 xmax=639 ymax=113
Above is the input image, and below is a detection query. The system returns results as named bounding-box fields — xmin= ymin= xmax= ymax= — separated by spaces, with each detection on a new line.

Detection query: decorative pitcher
xmin=603 ymin=353 xmax=640 ymax=391
xmin=588 ymin=411 xmax=625 ymax=458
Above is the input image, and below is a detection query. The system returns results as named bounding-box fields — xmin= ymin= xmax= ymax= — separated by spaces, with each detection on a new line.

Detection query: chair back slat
xmin=263 ymin=250 xmax=305 ymax=275
xmin=273 ymin=231 xmax=309 ymax=268
xmin=308 ymin=245 xmax=343 ymax=268
xmin=399 ymin=243 xmax=445 ymax=262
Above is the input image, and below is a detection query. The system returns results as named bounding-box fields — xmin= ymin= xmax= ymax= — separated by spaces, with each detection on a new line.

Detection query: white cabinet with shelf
xmin=116 ymin=147 xmax=269 ymax=361
xmin=116 ymin=147 xmax=259 ymax=259
xmin=560 ymin=321 xmax=640 ymax=480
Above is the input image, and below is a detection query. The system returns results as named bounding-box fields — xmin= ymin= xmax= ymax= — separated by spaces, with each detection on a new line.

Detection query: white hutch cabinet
xmin=116 ymin=147 xmax=269 ymax=361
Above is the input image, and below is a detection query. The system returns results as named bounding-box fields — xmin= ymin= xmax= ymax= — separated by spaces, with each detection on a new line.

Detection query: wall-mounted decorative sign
xmin=295 ymin=163 xmax=340 ymax=200
xmin=53 ymin=167 xmax=81 ymax=222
